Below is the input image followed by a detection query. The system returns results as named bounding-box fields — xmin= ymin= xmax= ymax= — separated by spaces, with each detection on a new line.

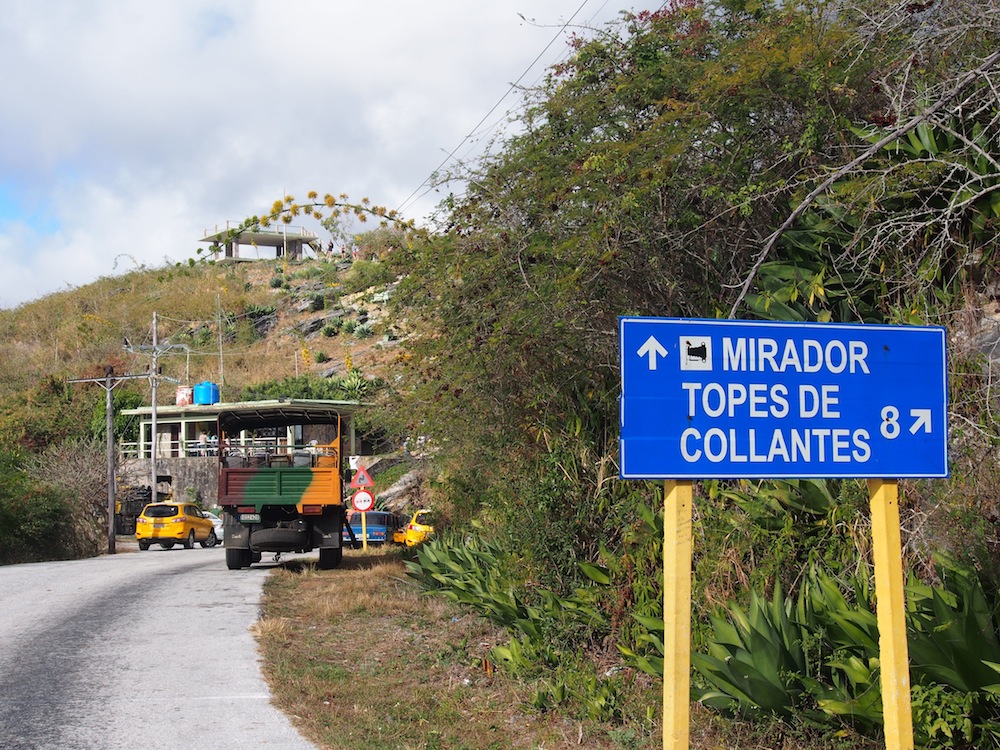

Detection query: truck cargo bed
xmin=219 ymin=467 xmax=341 ymax=506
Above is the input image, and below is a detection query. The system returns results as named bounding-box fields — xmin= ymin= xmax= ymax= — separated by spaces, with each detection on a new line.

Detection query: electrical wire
xmin=395 ymin=1 xmax=592 ymax=218
xmin=395 ymin=0 xmax=673 ymax=220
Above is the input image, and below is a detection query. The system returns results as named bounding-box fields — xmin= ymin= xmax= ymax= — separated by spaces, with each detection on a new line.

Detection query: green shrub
xmin=239 ymin=374 xmax=357 ymax=401
xmin=911 ymin=684 xmax=979 ymax=748
xmin=340 ymin=259 xmax=394 ymax=294
xmin=406 ymin=531 xmax=627 ymax=722
xmin=406 ymin=531 xmax=606 ymax=649
xmin=681 ymin=561 xmax=1000 ymax=744
xmin=689 ymin=582 xmax=817 ymax=721
xmin=0 ymin=449 xmax=81 ymax=565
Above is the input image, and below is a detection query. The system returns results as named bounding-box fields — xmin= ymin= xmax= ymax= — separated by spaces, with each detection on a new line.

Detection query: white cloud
xmin=0 ymin=0 xmax=657 ymax=308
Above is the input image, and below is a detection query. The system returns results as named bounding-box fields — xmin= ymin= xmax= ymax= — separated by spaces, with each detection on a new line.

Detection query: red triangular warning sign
xmin=350 ymin=466 xmax=374 ymax=488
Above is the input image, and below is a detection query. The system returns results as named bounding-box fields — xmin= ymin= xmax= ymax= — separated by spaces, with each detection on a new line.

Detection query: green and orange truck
xmin=216 ymin=399 xmax=360 ymax=570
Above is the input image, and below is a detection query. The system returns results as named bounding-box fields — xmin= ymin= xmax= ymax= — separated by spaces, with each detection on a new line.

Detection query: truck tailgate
xmin=220 ymin=467 xmax=340 ymax=506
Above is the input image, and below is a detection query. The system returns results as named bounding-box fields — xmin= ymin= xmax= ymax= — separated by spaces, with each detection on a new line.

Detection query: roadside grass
xmin=256 ymin=546 xmax=665 ymax=749
xmin=256 ymin=546 xmax=867 ymax=750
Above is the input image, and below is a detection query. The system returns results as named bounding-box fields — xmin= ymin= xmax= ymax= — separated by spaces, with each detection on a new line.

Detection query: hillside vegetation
xmin=3 ymin=1 xmax=1000 ymax=747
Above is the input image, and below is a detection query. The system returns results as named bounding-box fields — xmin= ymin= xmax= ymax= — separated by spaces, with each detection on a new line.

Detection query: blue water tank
xmin=193 ymin=381 xmax=220 ymax=405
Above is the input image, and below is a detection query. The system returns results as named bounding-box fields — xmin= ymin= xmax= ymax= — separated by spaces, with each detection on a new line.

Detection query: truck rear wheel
xmin=317 ymin=547 xmax=343 ymax=570
xmin=226 ymin=547 xmax=252 ymax=570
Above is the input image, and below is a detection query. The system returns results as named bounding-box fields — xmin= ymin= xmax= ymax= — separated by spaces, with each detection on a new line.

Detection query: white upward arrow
xmin=637 ymin=336 xmax=668 ymax=371
xmin=909 ymin=409 xmax=932 ymax=434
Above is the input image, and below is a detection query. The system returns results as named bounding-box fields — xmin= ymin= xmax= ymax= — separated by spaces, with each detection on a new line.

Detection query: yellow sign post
xmin=662 ymin=480 xmax=693 ymax=750
xmin=657 ymin=478 xmax=915 ymax=750
xmin=868 ymin=479 xmax=914 ymax=750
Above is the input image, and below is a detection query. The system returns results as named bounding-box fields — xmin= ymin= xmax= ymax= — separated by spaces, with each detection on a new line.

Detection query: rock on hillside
xmin=237 ymin=260 xmax=406 ymax=385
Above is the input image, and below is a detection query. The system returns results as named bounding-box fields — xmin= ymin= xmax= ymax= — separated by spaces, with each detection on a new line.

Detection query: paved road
xmin=0 ymin=544 xmax=318 ymax=750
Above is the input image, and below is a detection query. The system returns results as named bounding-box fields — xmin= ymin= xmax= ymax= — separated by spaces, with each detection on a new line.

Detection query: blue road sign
xmin=620 ymin=318 xmax=948 ymax=479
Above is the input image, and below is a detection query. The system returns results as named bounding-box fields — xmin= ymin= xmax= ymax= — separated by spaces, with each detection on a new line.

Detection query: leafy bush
xmin=340 ymin=259 xmax=394 ymax=294
xmin=89 ymin=389 xmax=144 ymax=444
xmin=0 ymin=375 xmax=100 ymax=451
xmin=0 ymin=446 xmax=101 ymax=565
xmin=689 ymin=583 xmax=815 ymax=721
xmin=239 ymin=374 xmax=349 ymax=401
xmin=407 ymin=531 xmax=607 ymax=650
xmin=0 ymin=488 xmax=74 ymax=565
xmin=407 ymin=531 xmax=630 ymax=721
xmin=677 ymin=561 xmax=1000 ymax=745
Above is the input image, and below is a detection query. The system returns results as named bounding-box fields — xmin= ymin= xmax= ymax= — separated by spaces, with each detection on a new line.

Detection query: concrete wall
xmin=119 ymin=456 xmax=220 ymax=508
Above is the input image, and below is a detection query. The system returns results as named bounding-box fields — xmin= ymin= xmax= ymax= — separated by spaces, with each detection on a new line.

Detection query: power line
xmin=397 ymin=1 xmax=673 ymax=220
xmin=395 ymin=2 xmax=591 ymax=218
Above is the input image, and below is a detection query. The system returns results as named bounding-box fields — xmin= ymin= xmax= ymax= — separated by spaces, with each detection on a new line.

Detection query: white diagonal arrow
xmin=909 ymin=409 xmax=932 ymax=434
xmin=637 ymin=335 xmax=668 ymax=371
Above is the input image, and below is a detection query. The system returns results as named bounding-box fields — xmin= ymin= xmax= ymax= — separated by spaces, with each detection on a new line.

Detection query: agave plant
xmin=688 ymin=561 xmax=1000 ymax=742
xmin=905 ymin=566 xmax=1000 ymax=747
xmin=690 ymin=581 xmax=819 ymax=720
xmin=406 ymin=532 xmax=606 ymax=642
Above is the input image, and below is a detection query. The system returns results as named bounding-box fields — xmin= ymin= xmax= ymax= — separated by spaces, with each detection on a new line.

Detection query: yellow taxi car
xmin=136 ymin=502 xmax=219 ymax=550
xmin=392 ymin=525 xmax=406 ymax=545
xmin=403 ymin=509 xmax=435 ymax=547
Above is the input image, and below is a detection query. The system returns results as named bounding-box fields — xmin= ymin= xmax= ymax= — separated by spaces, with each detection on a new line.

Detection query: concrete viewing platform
xmin=200 ymin=221 xmax=321 ymax=260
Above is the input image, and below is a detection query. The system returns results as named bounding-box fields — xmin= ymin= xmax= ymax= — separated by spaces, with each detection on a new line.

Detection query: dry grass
xmin=255 ymin=546 xmax=879 ymax=750
xmin=256 ymin=546 xmax=666 ymax=750
xmin=0 ymin=256 xmax=401 ymax=402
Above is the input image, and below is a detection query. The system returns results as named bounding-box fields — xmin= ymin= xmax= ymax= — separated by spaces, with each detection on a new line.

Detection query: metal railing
xmin=119 ymin=438 xmax=339 ymax=469
xmin=202 ymin=221 xmax=319 ymax=240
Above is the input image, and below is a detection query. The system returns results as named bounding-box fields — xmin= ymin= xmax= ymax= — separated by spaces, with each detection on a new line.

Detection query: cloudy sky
xmin=0 ymin=1 xmax=660 ymax=309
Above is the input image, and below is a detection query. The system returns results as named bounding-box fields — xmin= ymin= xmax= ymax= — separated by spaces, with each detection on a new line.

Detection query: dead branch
xmin=728 ymin=49 xmax=1000 ymax=318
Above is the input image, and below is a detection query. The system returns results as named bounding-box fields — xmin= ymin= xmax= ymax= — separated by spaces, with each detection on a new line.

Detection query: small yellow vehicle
xmin=403 ymin=509 xmax=435 ymax=547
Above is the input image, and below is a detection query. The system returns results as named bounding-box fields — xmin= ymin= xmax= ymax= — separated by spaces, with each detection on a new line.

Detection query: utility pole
xmin=124 ymin=313 xmax=186 ymax=500
xmin=68 ymin=366 xmax=149 ymax=555
xmin=217 ymin=294 xmax=225 ymax=397
xmin=151 ymin=312 xmax=158 ymax=494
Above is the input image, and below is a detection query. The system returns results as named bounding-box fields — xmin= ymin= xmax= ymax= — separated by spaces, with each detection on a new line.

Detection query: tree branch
xmin=727 ymin=49 xmax=1000 ymax=319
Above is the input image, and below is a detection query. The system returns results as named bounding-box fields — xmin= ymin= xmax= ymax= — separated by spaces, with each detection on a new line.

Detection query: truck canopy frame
xmin=216 ymin=398 xmax=361 ymax=436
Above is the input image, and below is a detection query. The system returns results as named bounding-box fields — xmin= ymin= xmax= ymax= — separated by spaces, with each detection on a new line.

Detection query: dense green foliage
xmin=0 ymin=375 xmax=102 ymax=452
xmin=687 ymin=561 xmax=1000 ymax=748
xmin=0 ymin=449 xmax=61 ymax=564
xmin=0 ymin=446 xmax=103 ymax=565
xmin=392 ymin=0 xmax=1000 ymax=744
xmin=238 ymin=372 xmax=381 ymax=402
xmin=89 ymin=390 xmax=145 ymax=444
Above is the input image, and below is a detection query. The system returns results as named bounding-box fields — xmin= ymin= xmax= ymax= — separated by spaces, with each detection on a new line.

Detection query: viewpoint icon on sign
xmin=680 ymin=336 xmax=712 ymax=371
